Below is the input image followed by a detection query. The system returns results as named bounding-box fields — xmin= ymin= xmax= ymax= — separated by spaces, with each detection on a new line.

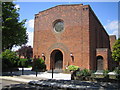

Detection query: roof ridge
xmin=35 ymin=4 xmax=86 ymax=16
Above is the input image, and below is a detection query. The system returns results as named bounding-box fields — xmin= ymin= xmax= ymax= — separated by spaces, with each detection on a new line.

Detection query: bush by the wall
xmin=114 ymin=67 xmax=120 ymax=74
xmin=103 ymin=70 xmax=109 ymax=78
xmin=67 ymin=65 xmax=79 ymax=71
xmin=34 ymin=58 xmax=46 ymax=71
xmin=113 ymin=67 xmax=120 ymax=80
xmin=72 ymin=69 xmax=94 ymax=81
xmin=76 ymin=69 xmax=91 ymax=77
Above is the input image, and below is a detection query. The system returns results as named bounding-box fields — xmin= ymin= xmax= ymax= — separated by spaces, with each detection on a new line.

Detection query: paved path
xmin=1 ymin=68 xmax=120 ymax=90
xmin=1 ymin=68 xmax=71 ymax=83
xmin=2 ymin=79 xmax=23 ymax=87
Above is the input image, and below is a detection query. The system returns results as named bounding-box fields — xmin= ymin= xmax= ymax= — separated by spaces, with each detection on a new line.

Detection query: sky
xmin=12 ymin=2 xmax=119 ymax=51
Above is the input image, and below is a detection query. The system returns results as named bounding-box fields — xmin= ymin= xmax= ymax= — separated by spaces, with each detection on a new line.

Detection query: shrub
xmin=68 ymin=65 xmax=79 ymax=71
xmin=81 ymin=69 xmax=91 ymax=76
xmin=73 ymin=69 xmax=94 ymax=81
xmin=103 ymin=70 xmax=109 ymax=77
xmin=112 ymin=67 xmax=120 ymax=80
xmin=114 ymin=67 xmax=120 ymax=74
xmin=18 ymin=58 xmax=28 ymax=67
xmin=64 ymin=68 xmax=70 ymax=73
xmin=2 ymin=49 xmax=19 ymax=69
xmin=76 ymin=69 xmax=90 ymax=76
xmin=34 ymin=58 xmax=46 ymax=71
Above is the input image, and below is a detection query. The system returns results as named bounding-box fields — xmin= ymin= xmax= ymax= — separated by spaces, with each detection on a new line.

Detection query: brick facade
xmin=109 ymin=35 xmax=116 ymax=51
xmin=33 ymin=4 xmax=115 ymax=71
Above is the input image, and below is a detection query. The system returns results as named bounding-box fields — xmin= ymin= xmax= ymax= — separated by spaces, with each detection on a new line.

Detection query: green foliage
xmin=73 ymin=69 xmax=94 ymax=81
xmin=81 ymin=69 xmax=91 ymax=76
xmin=64 ymin=68 xmax=69 ymax=73
xmin=68 ymin=65 xmax=79 ymax=71
xmin=34 ymin=58 xmax=46 ymax=71
xmin=114 ymin=67 xmax=120 ymax=74
xmin=2 ymin=49 xmax=19 ymax=69
xmin=18 ymin=58 xmax=28 ymax=67
xmin=112 ymin=38 xmax=120 ymax=62
xmin=76 ymin=69 xmax=91 ymax=76
xmin=2 ymin=2 xmax=28 ymax=51
xmin=103 ymin=70 xmax=109 ymax=77
xmin=0 ymin=54 xmax=2 ymax=58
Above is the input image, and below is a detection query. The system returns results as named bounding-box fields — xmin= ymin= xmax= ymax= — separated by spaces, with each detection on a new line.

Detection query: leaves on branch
xmin=2 ymin=2 xmax=28 ymax=51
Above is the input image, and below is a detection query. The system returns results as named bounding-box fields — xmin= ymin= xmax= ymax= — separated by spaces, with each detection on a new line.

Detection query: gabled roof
xmin=35 ymin=4 xmax=87 ymax=16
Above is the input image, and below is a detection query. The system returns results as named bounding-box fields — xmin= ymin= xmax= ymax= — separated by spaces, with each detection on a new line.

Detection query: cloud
xmin=15 ymin=4 xmax=20 ymax=9
xmin=12 ymin=46 xmax=20 ymax=51
xmin=27 ymin=31 xmax=34 ymax=47
xmin=104 ymin=20 xmax=118 ymax=31
xmin=12 ymin=31 xmax=34 ymax=51
xmin=12 ymin=19 xmax=34 ymax=51
xmin=104 ymin=20 xmax=118 ymax=38
xmin=25 ymin=19 xmax=34 ymax=47
xmin=112 ymin=30 xmax=118 ymax=36
xmin=26 ymin=19 xmax=34 ymax=29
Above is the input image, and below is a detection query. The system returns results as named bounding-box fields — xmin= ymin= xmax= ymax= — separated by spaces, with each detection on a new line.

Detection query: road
xmin=1 ymin=79 xmax=26 ymax=88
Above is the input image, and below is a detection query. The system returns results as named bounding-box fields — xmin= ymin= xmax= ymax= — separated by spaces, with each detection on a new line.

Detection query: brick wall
xmin=109 ymin=35 xmax=116 ymax=51
xmin=89 ymin=6 xmax=111 ymax=70
xmin=33 ymin=4 xmax=113 ymax=70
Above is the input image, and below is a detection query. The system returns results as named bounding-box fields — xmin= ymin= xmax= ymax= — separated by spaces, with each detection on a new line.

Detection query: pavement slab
xmin=1 ymin=68 xmax=71 ymax=83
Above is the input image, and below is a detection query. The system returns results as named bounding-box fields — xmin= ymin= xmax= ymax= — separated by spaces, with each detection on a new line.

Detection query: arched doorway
xmin=50 ymin=50 xmax=63 ymax=70
xmin=96 ymin=56 xmax=103 ymax=70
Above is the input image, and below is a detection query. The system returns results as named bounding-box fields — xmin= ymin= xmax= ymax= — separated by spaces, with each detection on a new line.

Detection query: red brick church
xmin=33 ymin=4 xmax=116 ymax=71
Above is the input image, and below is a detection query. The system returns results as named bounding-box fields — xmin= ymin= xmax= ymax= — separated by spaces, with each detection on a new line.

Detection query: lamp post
xmin=42 ymin=53 xmax=44 ymax=57
xmin=51 ymin=56 xmax=54 ymax=79
xmin=70 ymin=53 xmax=74 ymax=62
xmin=36 ymin=66 xmax=38 ymax=77
xmin=70 ymin=53 xmax=73 ymax=57
xmin=42 ymin=53 xmax=45 ymax=60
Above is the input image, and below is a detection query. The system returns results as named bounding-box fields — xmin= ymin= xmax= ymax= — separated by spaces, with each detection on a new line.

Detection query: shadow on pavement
xmin=1 ymin=68 xmax=45 ymax=77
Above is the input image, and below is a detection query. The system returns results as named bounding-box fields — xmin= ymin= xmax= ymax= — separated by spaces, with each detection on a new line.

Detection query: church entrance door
xmin=50 ymin=50 xmax=63 ymax=70
xmin=96 ymin=56 xmax=103 ymax=70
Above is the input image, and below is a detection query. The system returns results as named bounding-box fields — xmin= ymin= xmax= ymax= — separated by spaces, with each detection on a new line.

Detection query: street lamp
xmin=70 ymin=53 xmax=73 ymax=57
xmin=42 ymin=53 xmax=44 ymax=57
xmin=42 ymin=53 xmax=45 ymax=60
xmin=70 ymin=53 xmax=74 ymax=62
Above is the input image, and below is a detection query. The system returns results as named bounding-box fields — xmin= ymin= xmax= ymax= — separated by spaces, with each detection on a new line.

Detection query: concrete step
xmin=47 ymin=69 xmax=63 ymax=73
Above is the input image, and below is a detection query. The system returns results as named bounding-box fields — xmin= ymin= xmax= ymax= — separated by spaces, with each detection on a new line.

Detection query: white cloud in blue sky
xmin=104 ymin=20 xmax=118 ymax=38
xmin=12 ymin=18 xmax=34 ymax=51
xmin=25 ymin=19 xmax=34 ymax=47
xmin=27 ymin=31 xmax=34 ymax=47
xmin=15 ymin=4 xmax=20 ymax=9
xmin=105 ymin=20 xmax=118 ymax=31
xmin=26 ymin=19 xmax=34 ymax=29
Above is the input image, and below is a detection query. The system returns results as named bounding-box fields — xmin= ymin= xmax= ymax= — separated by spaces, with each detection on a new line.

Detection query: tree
xmin=112 ymin=38 xmax=120 ymax=66
xmin=17 ymin=46 xmax=33 ymax=59
xmin=2 ymin=2 xmax=28 ymax=51
xmin=2 ymin=49 xmax=19 ymax=69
